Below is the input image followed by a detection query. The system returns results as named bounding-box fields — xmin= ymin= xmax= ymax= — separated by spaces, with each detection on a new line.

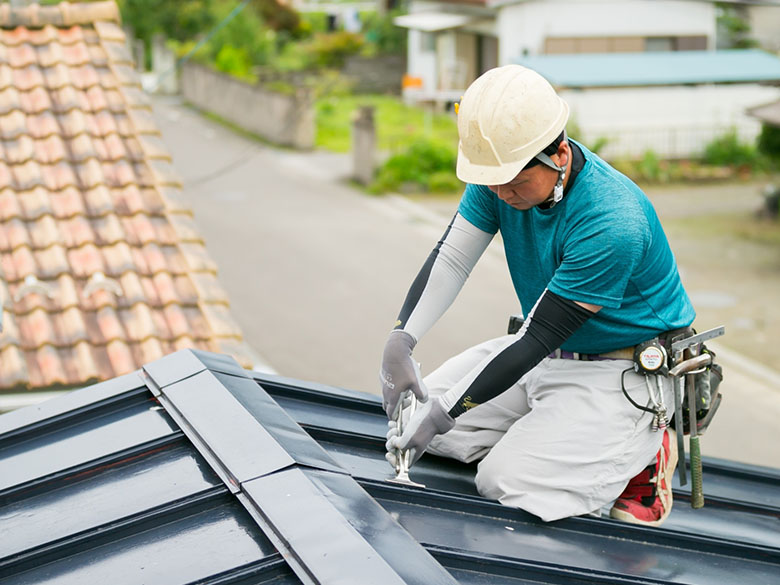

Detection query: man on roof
xmin=381 ymin=65 xmax=695 ymax=526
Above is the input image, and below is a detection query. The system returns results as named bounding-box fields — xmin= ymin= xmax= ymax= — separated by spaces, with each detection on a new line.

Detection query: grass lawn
xmin=315 ymin=94 xmax=459 ymax=153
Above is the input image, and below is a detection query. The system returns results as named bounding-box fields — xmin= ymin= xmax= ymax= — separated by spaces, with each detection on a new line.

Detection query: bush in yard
xmin=427 ymin=171 xmax=463 ymax=194
xmin=362 ymin=11 xmax=407 ymax=55
xmin=204 ymin=1 xmax=276 ymax=67
xmin=702 ymin=128 xmax=763 ymax=169
xmin=758 ymin=123 xmax=780 ymax=167
xmin=215 ymin=45 xmax=254 ymax=81
xmin=305 ymin=31 xmax=366 ymax=68
xmin=370 ymin=139 xmax=458 ymax=194
xmin=637 ymin=149 xmax=663 ymax=182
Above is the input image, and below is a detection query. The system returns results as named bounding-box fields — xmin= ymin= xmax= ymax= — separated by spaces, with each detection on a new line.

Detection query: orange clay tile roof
xmin=0 ymin=1 xmax=256 ymax=391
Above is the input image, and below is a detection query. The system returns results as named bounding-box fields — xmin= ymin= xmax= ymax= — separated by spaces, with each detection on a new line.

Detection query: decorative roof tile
xmin=0 ymin=2 xmax=254 ymax=392
xmin=36 ymin=244 xmax=70 ymax=279
xmin=17 ymin=187 xmax=53 ymax=219
xmin=0 ymin=344 xmax=28 ymax=388
xmin=50 ymin=185 xmax=86 ymax=217
xmin=0 ymin=189 xmax=23 ymax=220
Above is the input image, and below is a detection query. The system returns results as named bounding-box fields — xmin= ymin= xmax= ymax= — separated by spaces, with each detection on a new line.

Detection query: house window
xmin=544 ymin=35 xmax=706 ymax=55
xmin=645 ymin=37 xmax=675 ymax=52
xmin=545 ymin=36 xmax=644 ymax=54
xmin=675 ymin=36 xmax=708 ymax=50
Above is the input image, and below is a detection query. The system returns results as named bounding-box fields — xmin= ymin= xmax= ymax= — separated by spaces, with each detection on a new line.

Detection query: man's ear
xmin=556 ymin=142 xmax=570 ymax=168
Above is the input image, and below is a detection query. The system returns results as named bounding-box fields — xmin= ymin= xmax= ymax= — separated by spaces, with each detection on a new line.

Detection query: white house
xmin=395 ymin=0 xmax=780 ymax=158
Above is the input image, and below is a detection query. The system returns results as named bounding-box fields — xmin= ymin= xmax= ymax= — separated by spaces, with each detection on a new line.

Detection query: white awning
xmin=393 ymin=12 xmax=475 ymax=32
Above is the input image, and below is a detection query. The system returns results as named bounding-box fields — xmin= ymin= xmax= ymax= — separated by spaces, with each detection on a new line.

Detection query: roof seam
xmin=0 ymin=1 xmax=120 ymax=29
xmin=1 ymin=153 xmax=170 ymax=166
xmin=1 ymin=264 xmax=215 ymax=283
xmin=2 ymin=333 xmax=240 ymax=352
xmin=3 ymin=297 xmax=231 ymax=317
xmin=0 ymin=236 xmax=206 ymax=256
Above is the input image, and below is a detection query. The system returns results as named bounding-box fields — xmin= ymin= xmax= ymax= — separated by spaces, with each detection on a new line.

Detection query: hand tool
xmin=387 ymin=393 xmax=426 ymax=488
xmin=687 ymin=364 xmax=704 ymax=508
xmin=669 ymin=326 xmax=724 ymax=506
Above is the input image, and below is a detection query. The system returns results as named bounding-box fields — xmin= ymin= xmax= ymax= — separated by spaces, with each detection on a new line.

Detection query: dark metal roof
xmin=1 ymin=349 xmax=778 ymax=584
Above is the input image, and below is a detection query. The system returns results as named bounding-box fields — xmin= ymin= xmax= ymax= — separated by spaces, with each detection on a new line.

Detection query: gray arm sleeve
xmin=395 ymin=213 xmax=493 ymax=342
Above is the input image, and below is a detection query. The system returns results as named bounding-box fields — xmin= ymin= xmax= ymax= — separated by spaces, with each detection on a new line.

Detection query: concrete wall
xmin=179 ymin=62 xmax=315 ymax=150
xmin=342 ymin=54 xmax=406 ymax=94
xmin=563 ymin=83 xmax=780 ymax=159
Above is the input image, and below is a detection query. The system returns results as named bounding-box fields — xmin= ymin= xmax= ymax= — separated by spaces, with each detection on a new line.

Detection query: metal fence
xmin=580 ymin=123 xmax=761 ymax=161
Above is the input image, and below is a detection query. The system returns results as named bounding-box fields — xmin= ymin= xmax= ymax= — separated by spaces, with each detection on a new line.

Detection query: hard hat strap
xmin=536 ymin=131 xmax=568 ymax=207
xmin=533 ymin=151 xmax=564 ymax=173
xmin=532 ymin=129 xmax=568 ymax=173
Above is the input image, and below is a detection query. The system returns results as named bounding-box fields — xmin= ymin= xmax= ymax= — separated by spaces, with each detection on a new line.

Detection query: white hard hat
xmin=456 ymin=65 xmax=569 ymax=186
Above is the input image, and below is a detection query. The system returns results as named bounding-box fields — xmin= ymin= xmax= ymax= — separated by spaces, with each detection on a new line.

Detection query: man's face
xmin=488 ymin=142 xmax=568 ymax=210
xmin=488 ymin=165 xmax=557 ymax=210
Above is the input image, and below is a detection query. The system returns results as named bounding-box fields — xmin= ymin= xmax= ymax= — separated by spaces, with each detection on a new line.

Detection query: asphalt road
xmin=152 ymin=95 xmax=780 ymax=469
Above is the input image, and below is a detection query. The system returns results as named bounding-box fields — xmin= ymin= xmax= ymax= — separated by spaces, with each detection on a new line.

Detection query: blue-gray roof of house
xmin=515 ymin=49 xmax=780 ymax=87
xmin=1 ymin=349 xmax=779 ymax=584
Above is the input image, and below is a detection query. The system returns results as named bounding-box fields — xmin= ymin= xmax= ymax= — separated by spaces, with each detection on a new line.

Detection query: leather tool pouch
xmin=670 ymin=345 xmax=724 ymax=436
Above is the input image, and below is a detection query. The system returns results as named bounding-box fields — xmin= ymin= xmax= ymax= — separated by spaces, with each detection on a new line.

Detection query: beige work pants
xmin=425 ymin=335 xmax=672 ymax=522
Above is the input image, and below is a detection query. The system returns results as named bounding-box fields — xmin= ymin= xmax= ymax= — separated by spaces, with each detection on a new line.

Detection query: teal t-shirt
xmin=458 ymin=141 xmax=695 ymax=354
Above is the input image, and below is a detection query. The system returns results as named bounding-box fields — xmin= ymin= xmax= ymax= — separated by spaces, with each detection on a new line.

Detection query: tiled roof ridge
xmin=0 ymin=160 xmax=181 ymax=192
xmin=0 ymin=140 xmax=167 ymax=165
xmin=0 ymin=126 xmax=161 ymax=150
xmin=0 ymin=2 xmax=120 ymax=29
xmin=0 ymin=202 xmax=185 ymax=222
xmin=5 ymin=295 xmax=231 ymax=320
xmin=3 ymin=330 xmax=235 ymax=353
xmin=4 ymin=309 xmax=239 ymax=348
xmin=1 ymin=185 xmax=192 ymax=220
xmin=1 ymin=244 xmax=214 ymax=279
xmin=0 ymin=261 xmax=218 ymax=290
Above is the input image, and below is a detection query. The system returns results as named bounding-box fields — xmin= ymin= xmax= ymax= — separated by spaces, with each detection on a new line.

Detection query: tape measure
xmin=633 ymin=339 xmax=668 ymax=375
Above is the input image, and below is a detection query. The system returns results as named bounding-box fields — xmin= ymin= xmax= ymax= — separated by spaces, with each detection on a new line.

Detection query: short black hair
xmin=523 ymin=131 xmax=566 ymax=170
xmin=540 ymin=131 xmax=566 ymax=157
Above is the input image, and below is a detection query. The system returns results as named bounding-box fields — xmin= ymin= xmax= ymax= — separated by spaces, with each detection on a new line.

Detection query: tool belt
xmin=547 ymin=325 xmax=724 ymax=435
xmin=628 ymin=326 xmax=724 ymax=435
xmin=549 ymin=327 xmax=696 ymax=363
xmin=549 ymin=347 xmax=634 ymax=361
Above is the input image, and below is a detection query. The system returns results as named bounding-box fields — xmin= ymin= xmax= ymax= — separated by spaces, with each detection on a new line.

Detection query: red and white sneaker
xmin=610 ymin=428 xmax=678 ymax=527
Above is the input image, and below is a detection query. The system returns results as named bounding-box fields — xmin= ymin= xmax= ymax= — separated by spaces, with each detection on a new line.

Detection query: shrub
xmin=305 ymin=31 xmax=365 ymax=68
xmin=637 ymin=149 xmax=663 ymax=182
xmin=758 ymin=123 xmax=780 ymax=165
xmin=370 ymin=139 xmax=457 ymax=193
xmin=427 ymin=171 xmax=463 ymax=194
xmin=215 ymin=45 xmax=254 ymax=80
xmin=361 ymin=11 xmax=407 ymax=55
xmin=206 ymin=1 xmax=275 ymax=67
xmin=589 ymin=136 xmax=610 ymax=156
xmin=274 ymin=31 xmax=365 ymax=72
xmin=702 ymin=128 xmax=761 ymax=168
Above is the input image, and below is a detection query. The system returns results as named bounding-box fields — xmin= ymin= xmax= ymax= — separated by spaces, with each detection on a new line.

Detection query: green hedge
xmin=370 ymin=139 xmax=462 ymax=194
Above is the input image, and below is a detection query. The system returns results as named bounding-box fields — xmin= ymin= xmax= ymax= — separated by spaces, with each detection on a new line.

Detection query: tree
xmin=118 ymin=0 xmax=215 ymax=69
xmin=716 ymin=3 xmax=760 ymax=49
xmin=251 ymin=0 xmax=300 ymax=34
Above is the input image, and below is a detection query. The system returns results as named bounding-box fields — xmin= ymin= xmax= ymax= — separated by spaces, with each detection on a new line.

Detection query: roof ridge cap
xmin=0 ymin=1 xmax=120 ymax=29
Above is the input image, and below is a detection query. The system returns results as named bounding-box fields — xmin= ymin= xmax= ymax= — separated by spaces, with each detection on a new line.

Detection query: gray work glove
xmin=380 ymin=330 xmax=428 ymax=419
xmin=385 ymin=398 xmax=455 ymax=469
